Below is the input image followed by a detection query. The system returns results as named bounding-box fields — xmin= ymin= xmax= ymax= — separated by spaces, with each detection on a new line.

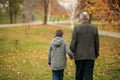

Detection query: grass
xmin=0 ymin=16 xmax=10 ymax=24
xmin=0 ymin=25 xmax=120 ymax=80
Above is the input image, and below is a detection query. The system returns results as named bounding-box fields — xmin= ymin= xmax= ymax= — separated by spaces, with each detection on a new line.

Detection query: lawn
xmin=0 ymin=25 xmax=120 ymax=80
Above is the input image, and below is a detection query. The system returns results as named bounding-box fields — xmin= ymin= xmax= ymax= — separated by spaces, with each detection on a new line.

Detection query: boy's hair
xmin=55 ymin=29 xmax=63 ymax=37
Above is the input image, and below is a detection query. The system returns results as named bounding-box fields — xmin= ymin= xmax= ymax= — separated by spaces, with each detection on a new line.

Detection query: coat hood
xmin=52 ymin=37 xmax=64 ymax=47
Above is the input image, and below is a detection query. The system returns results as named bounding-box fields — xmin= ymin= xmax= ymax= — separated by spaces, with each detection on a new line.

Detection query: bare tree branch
xmin=57 ymin=0 xmax=79 ymax=28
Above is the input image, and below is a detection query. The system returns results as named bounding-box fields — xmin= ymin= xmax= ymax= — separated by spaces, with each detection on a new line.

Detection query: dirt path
xmin=0 ymin=22 xmax=120 ymax=38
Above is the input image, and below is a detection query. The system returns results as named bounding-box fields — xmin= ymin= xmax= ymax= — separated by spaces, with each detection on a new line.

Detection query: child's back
xmin=48 ymin=36 xmax=73 ymax=70
xmin=48 ymin=29 xmax=74 ymax=80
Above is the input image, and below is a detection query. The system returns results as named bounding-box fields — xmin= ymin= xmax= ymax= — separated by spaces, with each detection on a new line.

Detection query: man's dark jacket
xmin=70 ymin=21 xmax=99 ymax=60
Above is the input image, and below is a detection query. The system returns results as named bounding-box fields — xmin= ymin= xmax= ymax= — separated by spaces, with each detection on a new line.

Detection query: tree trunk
xmin=9 ymin=1 xmax=13 ymax=24
xmin=14 ymin=8 xmax=17 ymax=23
xmin=14 ymin=0 xmax=17 ymax=23
xmin=44 ymin=14 xmax=47 ymax=24
xmin=47 ymin=0 xmax=51 ymax=23
xmin=43 ymin=0 xmax=49 ymax=25
xmin=44 ymin=6 xmax=48 ymax=24
xmin=14 ymin=13 xmax=17 ymax=23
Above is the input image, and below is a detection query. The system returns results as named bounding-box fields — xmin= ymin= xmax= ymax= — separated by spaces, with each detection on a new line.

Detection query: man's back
xmin=71 ymin=11 xmax=99 ymax=80
xmin=70 ymin=22 xmax=99 ymax=60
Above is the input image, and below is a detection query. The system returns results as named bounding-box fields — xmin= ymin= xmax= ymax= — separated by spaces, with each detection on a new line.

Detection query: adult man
xmin=70 ymin=12 xmax=99 ymax=80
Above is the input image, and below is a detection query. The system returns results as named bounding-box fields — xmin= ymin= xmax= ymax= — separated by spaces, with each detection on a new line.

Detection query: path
xmin=0 ymin=21 xmax=42 ymax=27
xmin=50 ymin=23 xmax=120 ymax=38
xmin=0 ymin=21 xmax=120 ymax=38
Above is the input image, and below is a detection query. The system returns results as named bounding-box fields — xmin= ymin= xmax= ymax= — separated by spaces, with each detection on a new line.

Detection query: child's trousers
xmin=52 ymin=69 xmax=64 ymax=80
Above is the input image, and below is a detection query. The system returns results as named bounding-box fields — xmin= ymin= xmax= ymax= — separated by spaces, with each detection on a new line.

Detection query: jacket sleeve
xmin=70 ymin=27 xmax=77 ymax=53
xmin=94 ymin=27 xmax=99 ymax=58
xmin=48 ymin=44 xmax=52 ymax=65
xmin=65 ymin=42 xmax=74 ymax=59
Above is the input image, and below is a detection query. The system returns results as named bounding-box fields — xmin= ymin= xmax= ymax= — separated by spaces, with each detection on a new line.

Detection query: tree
xmin=108 ymin=0 xmax=120 ymax=13
xmin=15 ymin=0 xmax=24 ymax=23
xmin=8 ymin=0 xmax=13 ymax=23
xmin=43 ymin=0 xmax=49 ymax=24
xmin=0 ymin=0 xmax=6 ymax=15
xmin=0 ymin=0 xmax=6 ymax=9
xmin=49 ymin=0 xmax=67 ymax=22
xmin=86 ymin=0 xmax=120 ymax=31
xmin=32 ymin=0 xmax=51 ymax=24
xmin=35 ymin=0 xmax=67 ymax=24
xmin=0 ymin=0 xmax=24 ymax=24
xmin=57 ymin=0 xmax=78 ymax=29
xmin=47 ymin=0 xmax=51 ymax=22
xmin=3 ymin=0 xmax=24 ymax=24
xmin=75 ymin=0 xmax=87 ymax=17
xmin=23 ymin=0 xmax=37 ymax=22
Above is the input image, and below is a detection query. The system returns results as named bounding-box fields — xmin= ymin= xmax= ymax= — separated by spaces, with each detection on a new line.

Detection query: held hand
xmin=95 ymin=56 xmax=99 ymax=59
xmin=69 ymin=56 xmax=73 ymax=60
xmin=48 ymin=63 xmax=51 ymax=67
xmin=48 ymin=64 xmax=51 ymax=67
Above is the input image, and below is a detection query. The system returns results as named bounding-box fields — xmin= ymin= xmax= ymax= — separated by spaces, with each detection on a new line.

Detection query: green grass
xmin=0 ymin=16 xmax=10 ymax=24
xmin=0 ymin=25 xmax=120 ymax=80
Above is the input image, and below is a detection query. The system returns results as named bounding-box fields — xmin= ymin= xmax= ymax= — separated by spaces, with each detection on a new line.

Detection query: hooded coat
xmin=48 ymin=37 xmax=74 ymax=70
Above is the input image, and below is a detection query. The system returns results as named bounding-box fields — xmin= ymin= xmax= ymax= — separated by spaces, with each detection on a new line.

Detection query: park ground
xmin=0 ymin=25 xmax=120 ymax=80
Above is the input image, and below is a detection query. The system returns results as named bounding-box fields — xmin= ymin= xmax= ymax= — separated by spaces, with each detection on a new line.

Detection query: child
xmin=48 ymin=29 xmax=74 ymax=80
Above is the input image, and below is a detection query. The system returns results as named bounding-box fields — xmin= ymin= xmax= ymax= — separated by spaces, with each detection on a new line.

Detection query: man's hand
xmin=69 ymin=56 xmax=74 ymax=60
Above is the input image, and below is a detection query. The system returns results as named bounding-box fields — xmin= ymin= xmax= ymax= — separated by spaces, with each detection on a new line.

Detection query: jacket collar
xmin=81 ymin=20 xmax=89 ymax=24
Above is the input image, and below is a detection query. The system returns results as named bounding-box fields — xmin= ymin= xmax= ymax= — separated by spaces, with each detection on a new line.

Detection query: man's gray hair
xmin=80 ymin=12 xmax=89 ymax=20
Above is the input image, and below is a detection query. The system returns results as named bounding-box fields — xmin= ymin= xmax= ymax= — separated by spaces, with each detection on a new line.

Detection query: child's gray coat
xmin=48 ymin=37 xmax=74 ymax=70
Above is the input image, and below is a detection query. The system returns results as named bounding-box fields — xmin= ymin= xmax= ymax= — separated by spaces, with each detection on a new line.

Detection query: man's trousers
xmin=75 ymin=60 xmax=95 ymax=80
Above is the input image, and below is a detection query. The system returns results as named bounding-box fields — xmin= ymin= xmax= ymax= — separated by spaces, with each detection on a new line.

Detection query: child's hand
xmin=48 ymin=64 xmax=51 ymax=67
xmin=48 ymin=63 xmax=51 ymax=67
